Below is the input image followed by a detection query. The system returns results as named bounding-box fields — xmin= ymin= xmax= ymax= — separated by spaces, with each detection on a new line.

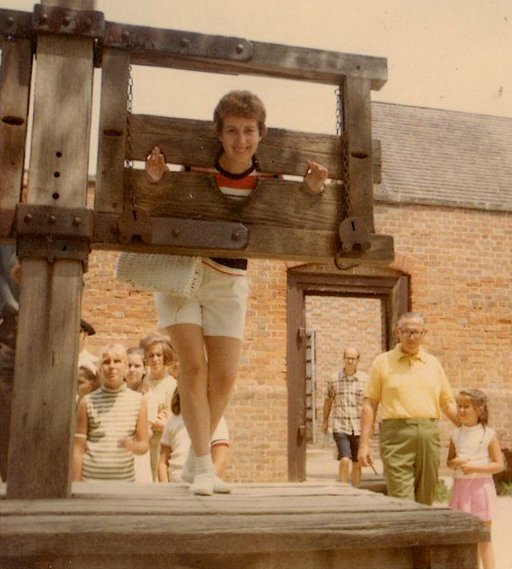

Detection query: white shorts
xmin=153 ymin=259 xmax=249 ymax=340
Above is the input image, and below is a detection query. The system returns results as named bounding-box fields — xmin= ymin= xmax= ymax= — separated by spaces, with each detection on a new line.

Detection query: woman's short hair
xmin=213 ymin=90 xmax=267 ymax=137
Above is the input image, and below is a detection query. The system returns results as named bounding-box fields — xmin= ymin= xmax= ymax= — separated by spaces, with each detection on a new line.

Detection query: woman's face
xmin=125 ymin=354 xmax=146 ymax=391
xmin=145 ymin=343 xmax=166 ymax=376
xmin=100 ymin=350 xmax=126 ymax=390
xmin=217 ymin=115 xmax=262 ymax=169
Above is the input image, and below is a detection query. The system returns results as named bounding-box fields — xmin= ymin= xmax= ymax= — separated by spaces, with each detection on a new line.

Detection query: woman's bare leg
xmin=166 ymin=324 xmax=210 ymax=457
xmin=204 ymin=335 xmax=242 ymax=434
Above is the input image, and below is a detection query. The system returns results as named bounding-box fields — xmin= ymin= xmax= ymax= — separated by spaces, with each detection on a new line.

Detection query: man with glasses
xmin=358 ymin=312 xmax=458 ymax=505
xmin=321 ymin=347 xmax=368 ymax=486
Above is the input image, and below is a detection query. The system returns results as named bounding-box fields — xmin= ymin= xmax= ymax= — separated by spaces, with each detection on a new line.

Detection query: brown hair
xmin=139 ymin=334 xmax=176 ymax=365
xmin=171 ymin=386 xmax=181 ymax=416
xmin=213 ymin=90 xmax=267 ymax=137
xmin=457 ymin=388 xmax=489 ymax=426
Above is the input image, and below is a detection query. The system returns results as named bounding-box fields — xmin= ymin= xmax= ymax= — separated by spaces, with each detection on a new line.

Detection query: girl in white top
xmin=447 ymin=388 xmax=504 ymax=569
xmin=139 ymin=334 xmax=178 ymax=481
xmin=125 ymin=347 xmax=153 ymax=483
xmin=158 ymin=387 xmax=229 ymax=483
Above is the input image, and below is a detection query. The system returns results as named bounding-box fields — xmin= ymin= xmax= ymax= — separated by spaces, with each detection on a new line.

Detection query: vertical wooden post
xmin=0 ymin=37 xmax=33 ymax=231
xmin=95 ymin=49 xmax=130 ymax=214
xmin=6 ymin=0 xmax=97 ymax=499
xmin=286 ymin=275 xmax=307 ymax=482
xmin=342 ymin=76 xmax=375 ymax=232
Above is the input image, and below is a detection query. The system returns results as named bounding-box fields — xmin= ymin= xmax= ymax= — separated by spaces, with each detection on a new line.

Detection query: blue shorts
xmin=333 ymin=431 xmax=360 ymax=462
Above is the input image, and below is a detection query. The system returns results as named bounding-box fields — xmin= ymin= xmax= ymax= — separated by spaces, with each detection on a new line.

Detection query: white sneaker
xmin=190 ymin=473 xmax=214 ymax=496
xmin=212 ymin=475 xmax=232 ymax=494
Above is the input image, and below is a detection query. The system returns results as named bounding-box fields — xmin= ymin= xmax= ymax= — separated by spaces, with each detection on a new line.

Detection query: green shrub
xmin=434 ymin=478 xmax=452 ymax=503
xmin=496 ymin=481 xmax=512 ymax=497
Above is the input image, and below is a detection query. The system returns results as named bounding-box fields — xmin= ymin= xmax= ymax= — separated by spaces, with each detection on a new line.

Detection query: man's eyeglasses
xmin=399 ymin=329 xmax=425 ymax=338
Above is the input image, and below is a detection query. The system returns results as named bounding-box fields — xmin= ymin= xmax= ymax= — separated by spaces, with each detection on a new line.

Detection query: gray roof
xmin=372 ymin=102 xmax=512 ymax=212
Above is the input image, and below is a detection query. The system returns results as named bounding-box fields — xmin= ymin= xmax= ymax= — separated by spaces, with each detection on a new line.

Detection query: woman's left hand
xmin=304 ymin=160 xmax=328 ymax=194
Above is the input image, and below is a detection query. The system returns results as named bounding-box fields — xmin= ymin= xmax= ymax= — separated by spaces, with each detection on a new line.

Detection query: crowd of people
xmin=72 ymin=330 xmax=231 ymax=489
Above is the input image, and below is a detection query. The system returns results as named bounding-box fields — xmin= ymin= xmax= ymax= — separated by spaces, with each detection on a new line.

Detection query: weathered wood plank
xmin=6 ymin=2 xmax=96 ymax=498
xmin=0 ymin=551 xmax=413 ymax=569
xmin=342 ymin=76 xmax=375 ymax=231
xmin=0 ymin=483 xmax=485 ymax=569
xmin=7 ymin=259 xmax=83 ymax=499
xmin=93 ymin=212 xmax=394 ymax=264
xmin=103 ymin=22 xmax=388 ymax=90
xmin=131 ymin=174 xmax=340 ymax=229
xmin=95 ymin=48 xmax=130 ymax=213
xmin=0 ymin=38 xmax=32 ymax=233
xmin=128 ymin=114 xmax=382 ymax=181
xmin=0 ymin=500 xmax=487 ymax=555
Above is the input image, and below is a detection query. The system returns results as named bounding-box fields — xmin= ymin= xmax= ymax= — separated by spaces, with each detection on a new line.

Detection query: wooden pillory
xmin=0 ymin=2 xmax=486 ymax=568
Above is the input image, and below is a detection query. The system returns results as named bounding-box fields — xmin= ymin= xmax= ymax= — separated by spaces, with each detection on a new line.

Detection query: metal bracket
xmin=103 ymin=22 xmax=253 ymax=61
xmin=15 ymin=204 xmax=93 ymax=267
xmin=32 ymin=4 xmax=105 ymax=40
xmin=117 ymin=207 xmax=248 ymax=250
xmin=0 ymin=9 xmax=32 ymax=40
xmin=338 ymin=216 xmax=371 ymax=254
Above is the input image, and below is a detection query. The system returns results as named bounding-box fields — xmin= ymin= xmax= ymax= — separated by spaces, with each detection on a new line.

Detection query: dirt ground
xmin=307 ymin=447 xmax=512 ymax=569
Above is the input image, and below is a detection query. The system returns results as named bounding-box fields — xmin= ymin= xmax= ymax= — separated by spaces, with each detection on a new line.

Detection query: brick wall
xmin=81 ymin=203 xmax=512 ymax=481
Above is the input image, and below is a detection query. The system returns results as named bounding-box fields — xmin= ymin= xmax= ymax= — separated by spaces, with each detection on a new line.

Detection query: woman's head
xmin=125 ymin=347 xmax=146 ymax=391
xmin=456 ymin=388 xmax=489 ymax=426
xmin=139 ymin=334 xmax=176 ymax=378
xmin=213 ymin=90 xmax=267 ymax=137
xmin=98 ymin=343 xmax=127 ymax=390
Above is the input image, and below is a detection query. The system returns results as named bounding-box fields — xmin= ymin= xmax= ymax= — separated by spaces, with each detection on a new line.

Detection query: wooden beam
xmin=103 ymin=22 xmax=388 ymax=90
xmin=0 ymin=38 xmax=32 ymax=233
xmin=91 ymin=172 xmax=394 ymax=264
xmin=342 ymin=76 xmax=375 ymax=231
xmin=95 ymin=49 xmax=130 ymax=213
xmin=128 ymin=115 xmax=381 ymax=182
xmin=6 ymin=0 xmax=96 ymax=499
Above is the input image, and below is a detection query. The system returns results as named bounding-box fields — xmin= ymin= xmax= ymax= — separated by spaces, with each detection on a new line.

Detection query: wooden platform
xmin=0 ymin=482 xmax=486 ymax=569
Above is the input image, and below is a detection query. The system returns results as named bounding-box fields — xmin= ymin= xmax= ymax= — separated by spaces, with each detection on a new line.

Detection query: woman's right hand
xmin=145 ymin=146 xmax=169 ymax=183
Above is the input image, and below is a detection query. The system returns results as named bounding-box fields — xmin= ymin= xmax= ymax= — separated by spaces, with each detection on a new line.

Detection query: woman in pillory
xmin=146 ymin=90 xmax=328 ymax=495
xmin=447 ymin=388 xmax=504 ymax=569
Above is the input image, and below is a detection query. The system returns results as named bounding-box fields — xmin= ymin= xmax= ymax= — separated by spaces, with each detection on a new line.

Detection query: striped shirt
xmin=82 ymin=384 xmax=143 ymax=481
xmin=325 ymin=370 xmax=368 ymax=435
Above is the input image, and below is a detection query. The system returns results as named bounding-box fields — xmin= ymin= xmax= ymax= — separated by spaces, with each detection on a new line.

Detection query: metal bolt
xmin=48 ymin=215 xmax=57 ymax=225
xmin=232 ymin=230 xmax=241 ymax=241
xmin=121 ymin=31 xmax=130 ymax=41
xmin=235 ymin=43 xmax=244 ymax=54
xmin=62 ymin=15 xmax=71 ymax=27
xmin=72 ymin=216 xmax=82 ymax=226
xmin=24 ymin=214 xmax=32 ymax=223
xmin=83 ymin=18 xmax=92 ymax=30
xmin=6 ymin=16 xmax=14 ymax=27
xmin=40 ymin=13 xmax=48 ymax=25
xmin=172 ymin=228 xmax=181 ymax=238
xmin=179 ymin=37 xmax=190 ymax=48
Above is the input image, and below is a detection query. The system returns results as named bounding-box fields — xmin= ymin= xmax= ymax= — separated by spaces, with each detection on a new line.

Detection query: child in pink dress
xmin=447 ymin=388 xmax=504 ymax=569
